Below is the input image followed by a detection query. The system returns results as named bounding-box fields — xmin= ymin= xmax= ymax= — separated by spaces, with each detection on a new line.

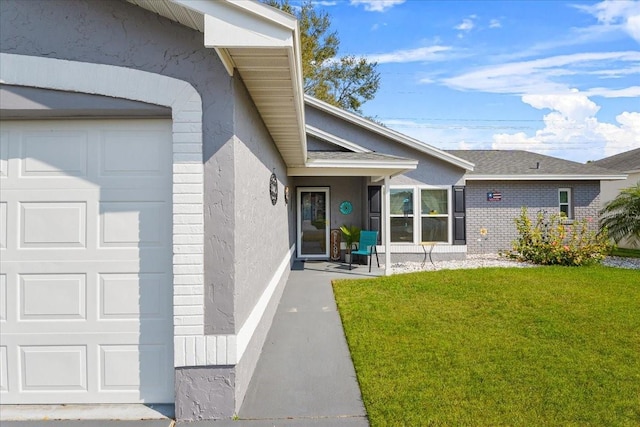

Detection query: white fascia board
xmin=178 ymin=0 xmax=307 ymax=165
xmin=465 ymin=174 xmax=629 ymax=181
xmin=305 ymin=96 xmax=475 ymax=171
xmin=288 ymin=167 xmax=413 ymax=177
xmin=306 ymin=125 xmax=371 ymax=153
xmin=172 ymin=0 xmax=297 ymax=30
xmin=287 ymin=42 xmax=308 ymax=160
xmin=203 ymin=4 xmax=294 ymax=48
xmin=306 ymin=158 xmax=418 ymax=169
xmin=288 ymin=158 xmax=417 ymax=176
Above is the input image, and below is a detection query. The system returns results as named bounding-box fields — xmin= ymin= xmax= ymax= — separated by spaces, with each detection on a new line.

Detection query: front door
xmin=297 ymin=187 xmax=330 ymax=259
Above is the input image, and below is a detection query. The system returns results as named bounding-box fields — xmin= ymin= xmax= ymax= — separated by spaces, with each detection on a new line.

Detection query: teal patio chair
xmin=350 ymin=230 xmax=380 ymax=272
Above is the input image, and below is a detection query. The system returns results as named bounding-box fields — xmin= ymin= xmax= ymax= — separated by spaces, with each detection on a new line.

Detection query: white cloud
xmin=349 ymin=0 xmax=405 ymax=12
xmin=584 ymin=86 xmax=640 ymax=97
xmin=575 ymin=0 xmax=640 ymax=42
xmin=455 ymin=18 xmax=475 ymax=32
xmin=489 ymin=19 xmax=501 ymax=29
xmin=523 ymin=91 xmax=600 ymax=121
xmin=367 ymin=45 xmax=452 ymax=64
xmin=491 ymin=91 xmax=640 ymax=161
xmin=442 ymin=51 xmax=640 ymax=95
xmin=314 ymin=1 xmax=338 ymax=5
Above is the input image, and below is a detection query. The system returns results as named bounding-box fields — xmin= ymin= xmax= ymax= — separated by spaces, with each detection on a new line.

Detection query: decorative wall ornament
xmin=284 ymin=186 xmax=290 ymax=205
xmin=269 ymin=172 xmax=278 ymax=205
xmin=339 ymin=200 xmax=353 ymax=215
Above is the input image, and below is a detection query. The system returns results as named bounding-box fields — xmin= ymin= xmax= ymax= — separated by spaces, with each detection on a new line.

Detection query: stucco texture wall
xmin=1 ymin=0 xmax=295 ymax=418
xmin=466 ymin=181 xmax=600 ymax=254
xmin=293 ymin=176 xmax=366 ymax=231
xmin=304 ymin=105 xmax=466 ymax=186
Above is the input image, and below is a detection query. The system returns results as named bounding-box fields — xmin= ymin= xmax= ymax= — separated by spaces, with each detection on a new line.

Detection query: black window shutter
xmin=368 ymin=186 xmax=382 ymax=244
xmin=453 ymin=186 xmax=466 ymax=245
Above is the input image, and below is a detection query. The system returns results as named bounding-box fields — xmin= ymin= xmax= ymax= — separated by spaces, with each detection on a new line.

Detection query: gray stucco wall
xmin=2 ymin=0 xmax=295 ymax=419
xmin=233 ymin=78 xmax=292 ymax=329
xmin=305 ymin=105 xmax=466 ymax=186
xmin=293 ymin=176 xmax=367 ymax=231
xmin=466 ymin=181 xmax=600 ymax=254
xmin=231 ymin=78 xmax=294 ymax=408
xmin=307 ymin=135 xmax=346 ymax=151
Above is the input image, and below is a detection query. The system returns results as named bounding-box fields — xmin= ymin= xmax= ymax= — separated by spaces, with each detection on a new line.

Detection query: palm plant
xmin=600 ymin=183 xmax=640 ymax=247
xmin=340 ymin=225 xmax=361 ymax=256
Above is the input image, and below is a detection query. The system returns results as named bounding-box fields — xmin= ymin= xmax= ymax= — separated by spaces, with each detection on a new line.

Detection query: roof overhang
xmin=289 ymin=153 xmax=418 ymax=181
xmin=465 ymin=174 xmax=629 ymax=181
xmin=305 ymin=96 xmax=474 ymax=171
xmin=127 ymin=0 xmax=307 ymax=167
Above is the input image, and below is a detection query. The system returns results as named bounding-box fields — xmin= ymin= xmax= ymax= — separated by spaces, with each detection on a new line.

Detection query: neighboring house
xmin=446 ymin=150 xmax=627 ymax=254
xmin=593 ymin=147 xmax=640 ymax=248
xmin=0 ymin=0 xmax=627 ymax=421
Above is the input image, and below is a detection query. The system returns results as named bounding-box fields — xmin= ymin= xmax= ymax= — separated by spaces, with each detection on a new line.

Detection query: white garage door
xmin=0 ymin=119 xmax=174 ymax=404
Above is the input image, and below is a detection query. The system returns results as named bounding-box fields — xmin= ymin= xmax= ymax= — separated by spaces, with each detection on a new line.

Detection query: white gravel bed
xmin=602 ymin=256 xmax=640 ymax=270
xmin=390 ymin=254 xmax=640 ymax=274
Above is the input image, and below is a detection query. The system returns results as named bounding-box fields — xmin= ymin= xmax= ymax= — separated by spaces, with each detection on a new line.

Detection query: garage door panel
xmin=99 ymin=273 xmax=168 ymax=320
xmin=0 ymin=201 xmax=6 ymax=249
xmin=100 ymin=202 xmax=168 ymax=248
xmin=100 ymin=130 xmax=170 ymax=177
xmin=20 ymin=345 xmax=88 ymax=391
xmin=100 ymin=344 xmax=170 ymax=391
xmin=20 ymin=202 xmax=87 ymax=248
xmin=0 ymin=345 xmax=7 ymax=392
xmin=0 ymin=274 xmax=6 ymax=322
xmin=1 ymin=119 xmax=173 ymax=404
xmin=21 ymin=131 xmax=89 ymax=178
xmin=19 ymin=274 xmax=86 ymax=320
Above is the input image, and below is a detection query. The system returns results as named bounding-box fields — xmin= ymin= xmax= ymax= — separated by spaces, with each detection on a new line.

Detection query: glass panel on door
xmin=298 ymin=188 xmax=330 ymax=258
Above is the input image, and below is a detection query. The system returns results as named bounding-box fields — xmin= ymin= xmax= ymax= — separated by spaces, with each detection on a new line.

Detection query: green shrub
xmin=504 ymin=207 xmax=612 ymax=266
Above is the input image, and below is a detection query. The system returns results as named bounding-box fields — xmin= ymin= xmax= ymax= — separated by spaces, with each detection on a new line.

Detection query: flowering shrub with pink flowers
xmin=504 ymin=207 xmax=612 ymax=266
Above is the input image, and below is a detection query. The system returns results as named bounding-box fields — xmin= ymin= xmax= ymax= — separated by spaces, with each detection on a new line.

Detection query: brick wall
xmin=466 ymin=180 xmax=600 ymax=254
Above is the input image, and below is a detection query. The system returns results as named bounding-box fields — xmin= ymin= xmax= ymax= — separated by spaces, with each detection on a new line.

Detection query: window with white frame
xmin=390 ymin=188 xmax=414 ymax=242
xmin=559 ymin=188 xmax=572 ymax=219
xmin=390 ymin=186 xmax=450 ymax=243
xmin=421 ymin=189 xmax=449 ymax=242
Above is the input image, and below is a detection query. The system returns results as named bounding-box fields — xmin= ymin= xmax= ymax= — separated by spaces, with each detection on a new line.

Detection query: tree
xmin=263 ymin=0 xmax=380 ymax=114
xmin=600 ymin=183 xmax=640 ymax=247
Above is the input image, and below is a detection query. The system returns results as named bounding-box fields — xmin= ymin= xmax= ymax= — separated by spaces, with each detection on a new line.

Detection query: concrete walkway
xmin=207 ymin=260 xmax=381 ymax=426
xmin=1 ymin=260 xmax=381 ymax=427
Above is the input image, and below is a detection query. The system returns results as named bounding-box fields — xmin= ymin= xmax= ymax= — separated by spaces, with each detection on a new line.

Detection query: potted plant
xmin=340 ymin=225 xmax=361 ymax=263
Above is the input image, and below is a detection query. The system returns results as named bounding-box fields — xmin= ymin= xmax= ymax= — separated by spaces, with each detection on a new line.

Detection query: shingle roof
xmin=592 ymin=148 xmax=640 ymax=172
xmin=445 ymin=150 xmax=623 ymax=179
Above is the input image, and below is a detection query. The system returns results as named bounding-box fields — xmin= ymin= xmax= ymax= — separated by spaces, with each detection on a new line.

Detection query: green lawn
xmin=333 ymin=266 xmax=640 ymax=426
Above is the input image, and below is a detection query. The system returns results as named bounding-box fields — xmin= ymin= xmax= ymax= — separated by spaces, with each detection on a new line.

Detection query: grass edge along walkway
xmin=333 ymin=266 xmax=640 ymax=426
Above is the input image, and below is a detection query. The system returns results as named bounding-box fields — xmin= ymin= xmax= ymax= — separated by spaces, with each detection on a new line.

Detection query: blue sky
xmin=302 ymin=0 xmax=640 ymax=163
